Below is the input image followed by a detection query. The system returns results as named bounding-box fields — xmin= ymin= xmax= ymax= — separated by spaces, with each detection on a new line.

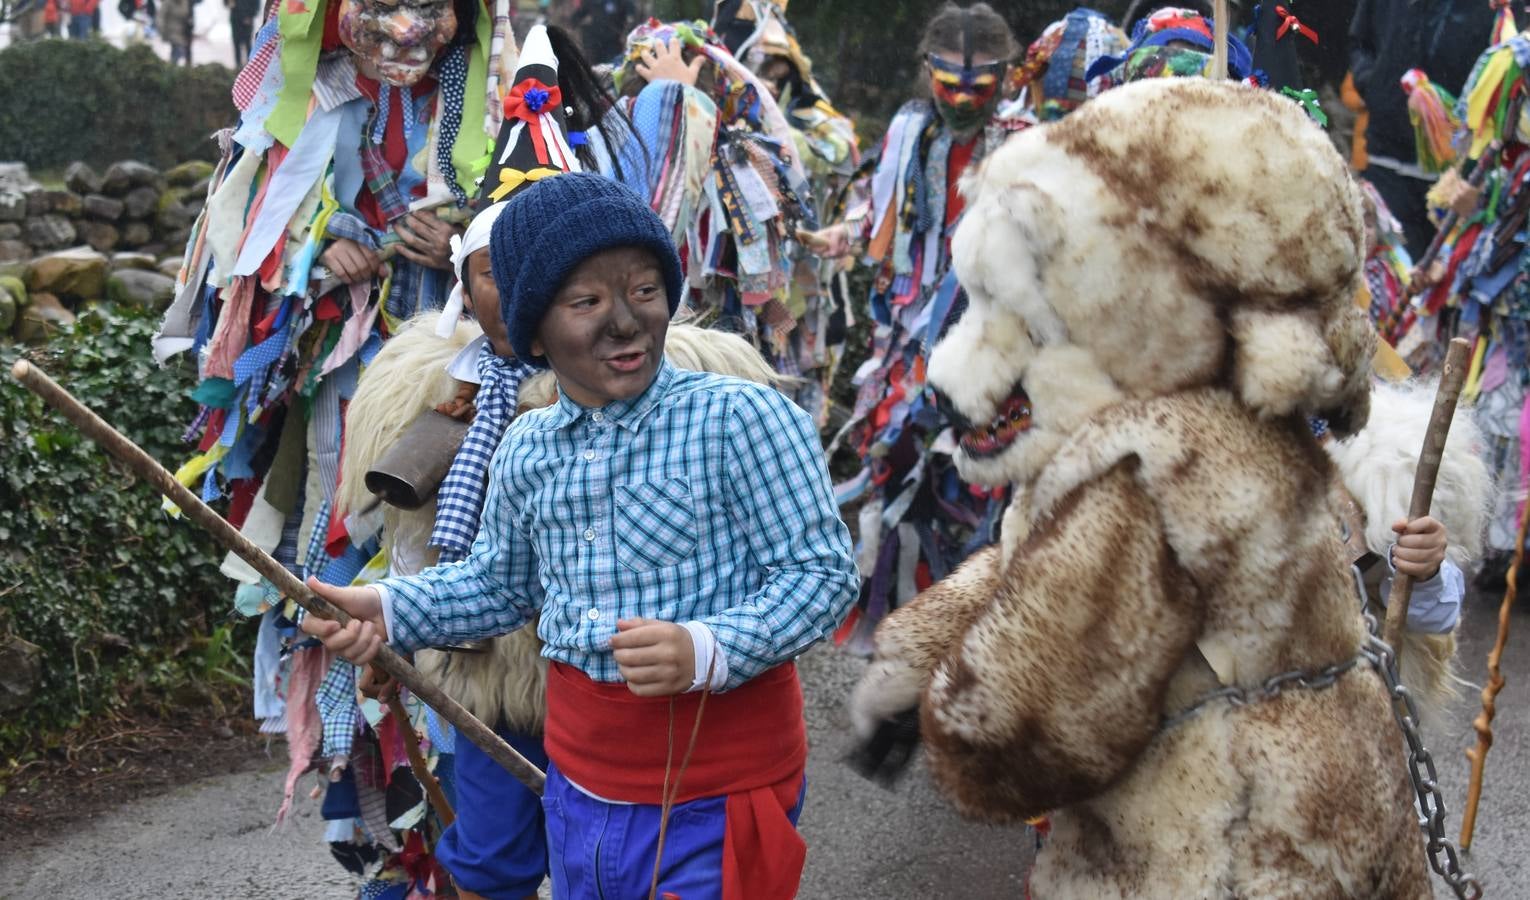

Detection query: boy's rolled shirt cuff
xmin=683 ymin=621 xmax=730 ymax=693
xmin=1382 ymin=549 xmax=1463 ymax=635
xmin=375 ymin=583 xmax=397 ymax=646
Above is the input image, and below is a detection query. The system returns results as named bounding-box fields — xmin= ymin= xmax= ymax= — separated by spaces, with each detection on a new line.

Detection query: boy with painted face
xmin=302 ymin=172 xmax=858 ymax=899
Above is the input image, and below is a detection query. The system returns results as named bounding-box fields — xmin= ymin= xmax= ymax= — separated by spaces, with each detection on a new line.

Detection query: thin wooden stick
xmin=1211 ymin=0 xmax=1229 ymax=81
xmin=1383 ymin=338 xmax=1472 ymax=656
xmin=1459 ymin=491 xmax=1530 ymax=850
xmin=386 ymin=694 xmax=457 ymax=827
xmin=10 ymin=359 xmax=547 ymax=796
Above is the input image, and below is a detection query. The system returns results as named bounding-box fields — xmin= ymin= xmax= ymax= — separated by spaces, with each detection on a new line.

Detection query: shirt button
xmin=591 ymin=411 xmax=604 ymax=423
xmin=583 ymin=449 xmax=596 ymax=461
xmin=583 ymin=528 xmax=596 ymax=541
xmin=586 ymin=607 xmax=600 ymax=622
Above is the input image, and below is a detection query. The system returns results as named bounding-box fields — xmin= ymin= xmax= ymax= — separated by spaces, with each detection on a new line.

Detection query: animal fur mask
xmin=930 ymin=78 xmax=1374 ymax=487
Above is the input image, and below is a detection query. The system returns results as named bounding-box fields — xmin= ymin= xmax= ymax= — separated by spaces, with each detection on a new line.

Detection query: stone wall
xmin=0 ymin=160 xmax=200 ymax=344
xmin=0 ymin=159 xmax=211 ymax=264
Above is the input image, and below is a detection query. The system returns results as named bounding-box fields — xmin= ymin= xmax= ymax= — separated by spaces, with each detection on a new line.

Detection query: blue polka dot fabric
xmin=436 ymin=45 xmax=469 ymax=207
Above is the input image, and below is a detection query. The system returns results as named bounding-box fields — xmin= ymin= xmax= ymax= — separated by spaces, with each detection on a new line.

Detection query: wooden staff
xmin=1382 ymin=339 xmax=1472 ymax=655
xmin=386 ymin=694 xmax=456 ymax=827
xmin=1211 ymin=0 xmax=1229 ymax=81
xmin=10 ymin=359 xmax=547 ymax=796
xmin=1459 ymin=490 xmax=1530 ymax=849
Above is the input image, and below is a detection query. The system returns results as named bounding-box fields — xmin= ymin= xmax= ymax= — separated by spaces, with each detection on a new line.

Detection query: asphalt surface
xmin=5 ymin=596 xmax=1527 ymax=899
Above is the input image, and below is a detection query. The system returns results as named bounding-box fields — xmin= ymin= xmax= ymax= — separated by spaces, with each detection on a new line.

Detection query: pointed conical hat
xmin=478 ymin=24 xmax=583 ymax=204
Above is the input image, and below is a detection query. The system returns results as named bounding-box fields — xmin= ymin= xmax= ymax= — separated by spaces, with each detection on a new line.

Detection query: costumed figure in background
xmin=1325 ymin=380 xmax=1491 ymax=731
xmin=712 ymin=0 xmax=861 ymax=419
xmin=150 ymin=0 xmax=520 ymax=891
xmin=603 ymin=19 xmax=820 ymax=394
xmin=1348 ymin=0 xmax=1497 ymax=257
xmin=1359 ymin=180 xmax=1417 ymax=348
xmin=1406 ymin=20 xmax=1530 ymax=567
xmin=849 ymin=77 xmax=1433 ymax=897
xmin=800 ymin=3 xmax=1119 ymax=649
xmin=1003 ymin=6 xmax=1126 ymax=123
xmin=1084 ymin=6 xmax=1254 ymax=87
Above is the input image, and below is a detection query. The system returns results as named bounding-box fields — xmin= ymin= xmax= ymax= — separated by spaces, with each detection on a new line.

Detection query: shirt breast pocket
xmin=613 ymin=477 xmax=699 ymax=572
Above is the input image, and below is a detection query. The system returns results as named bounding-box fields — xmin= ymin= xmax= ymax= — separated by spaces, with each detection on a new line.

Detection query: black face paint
xmin=961 ymin=7 xmax=974 ymax=69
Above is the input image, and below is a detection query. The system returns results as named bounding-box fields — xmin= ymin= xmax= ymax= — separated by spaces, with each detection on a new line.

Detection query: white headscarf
xmin=436 ymin=201 xmax=510 ymax=338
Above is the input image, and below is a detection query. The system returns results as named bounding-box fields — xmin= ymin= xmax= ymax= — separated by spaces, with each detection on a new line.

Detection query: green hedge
xmin=0 ymin=40 xmax=234 ymax=171
xmin=0 ymin=306 xmax=232 ymax=753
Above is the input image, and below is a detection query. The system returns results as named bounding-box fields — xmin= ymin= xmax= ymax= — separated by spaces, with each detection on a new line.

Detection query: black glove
xmin=845 ymin=707 xmax=921 ymax=786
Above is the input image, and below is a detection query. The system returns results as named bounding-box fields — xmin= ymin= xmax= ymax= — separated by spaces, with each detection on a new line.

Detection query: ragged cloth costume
xmin=712 ymin=0 xmax=862 ymax=420
xmin=831 ymin=9 xmax=1124 ymax=650
xmin=600 ymin=19 xmax=821 ymax=394
xmin=1396 ymin=19 xmax=1530 ymax=562
xmin=324 ymin=25 xmax=586 ymax=897
xmin=151 ymin=0 xmax=520 ymax=892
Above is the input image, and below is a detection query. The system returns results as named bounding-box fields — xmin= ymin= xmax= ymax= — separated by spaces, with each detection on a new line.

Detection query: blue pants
xmin=436 ymin=727 xmax=549 ymax=899
xmin=541 ymin=761 xmax=805 ymax=900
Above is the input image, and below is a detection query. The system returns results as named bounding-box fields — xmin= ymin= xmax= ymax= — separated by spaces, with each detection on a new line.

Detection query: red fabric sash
xmin=544 ymin=662 xmax=808 ymax=900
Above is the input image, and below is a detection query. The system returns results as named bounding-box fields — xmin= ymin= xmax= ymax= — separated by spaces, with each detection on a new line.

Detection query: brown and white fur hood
xmin=850 ymin=79 xmax=1430 ymax=897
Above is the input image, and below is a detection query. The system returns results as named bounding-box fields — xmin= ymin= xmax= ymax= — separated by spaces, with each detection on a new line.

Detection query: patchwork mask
xmin=337 ymin=0 xmax=457 ymax=86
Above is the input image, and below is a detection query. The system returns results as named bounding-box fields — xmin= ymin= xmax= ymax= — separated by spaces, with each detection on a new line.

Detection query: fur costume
xmin=1326 ymin=380 xmax=1491 ymax=728
xmin=849 ymin=79 xmax=1431 ymax=897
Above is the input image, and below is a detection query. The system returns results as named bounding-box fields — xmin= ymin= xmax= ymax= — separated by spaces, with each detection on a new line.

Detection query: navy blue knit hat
xmin=489 ymin=172 xmax=685 ymax=367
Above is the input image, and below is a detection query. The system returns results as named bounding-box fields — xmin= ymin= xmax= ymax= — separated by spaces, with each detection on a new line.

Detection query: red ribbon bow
xmin=1275 ymin=5 xmax=1319 ymax=45
xmin=503 ymin=78 xmax=564 ymax=166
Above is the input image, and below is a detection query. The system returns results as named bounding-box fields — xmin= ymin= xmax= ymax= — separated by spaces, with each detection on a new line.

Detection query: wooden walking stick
xmin=10 ymin=359 xmax=547 ymax=796
xmin=1382 ymin=337 xmax=1472 ymax=656
xmin=1459 ymin=490 xmax=1530 ymax=850
xmin=1211 ymin=0 xmax=1229 ymax=81
xmin=385 ymin=694 xmax=457 ymax=827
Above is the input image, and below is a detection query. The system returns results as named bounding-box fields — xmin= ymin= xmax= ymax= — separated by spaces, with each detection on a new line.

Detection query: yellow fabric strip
xmin=487 ymin=166 xmax=564 ymax=201
xmin=1463 ymin=334 xmax=1489 ymax=404
xmin=161 ymin=445 xmax=231 ymax=517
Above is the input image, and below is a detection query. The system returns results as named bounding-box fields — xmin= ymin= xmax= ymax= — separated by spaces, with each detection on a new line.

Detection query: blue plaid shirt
xmin=381 ymin=361 xmax=857 ymax=690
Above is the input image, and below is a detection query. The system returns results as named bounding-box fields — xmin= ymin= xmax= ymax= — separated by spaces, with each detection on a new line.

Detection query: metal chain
xmin=1353 ymin=567 xmax=1483 ymax=900
xmin=1161 ymin=655 xmax=1363 ymax=731
xmin=1160 ymin=565 xmax=1481 ymax=898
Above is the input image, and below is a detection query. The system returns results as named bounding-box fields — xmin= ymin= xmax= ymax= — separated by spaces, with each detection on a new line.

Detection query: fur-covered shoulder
xmin=1031 ymin=389 xmax=1328 ymax=529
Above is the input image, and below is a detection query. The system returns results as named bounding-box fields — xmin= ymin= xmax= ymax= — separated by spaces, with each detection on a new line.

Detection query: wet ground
xmin=4 ymin=595 xmax=1527 ymax=899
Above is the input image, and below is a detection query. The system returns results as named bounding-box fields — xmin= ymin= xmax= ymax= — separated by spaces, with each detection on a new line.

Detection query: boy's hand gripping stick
xmin=1381 ymin=337 xmax=1471 ymax=657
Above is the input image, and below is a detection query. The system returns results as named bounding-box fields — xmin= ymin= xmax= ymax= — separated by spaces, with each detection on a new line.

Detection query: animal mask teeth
xmin=957 ymin=389 xmax=1033 ymax=459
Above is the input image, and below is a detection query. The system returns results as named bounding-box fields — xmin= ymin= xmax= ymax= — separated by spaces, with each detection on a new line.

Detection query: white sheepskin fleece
xmin=1327 ymin=380 xmax=1492 ymax=566
xmin=336 ymin=314 xmax=482 ymax=519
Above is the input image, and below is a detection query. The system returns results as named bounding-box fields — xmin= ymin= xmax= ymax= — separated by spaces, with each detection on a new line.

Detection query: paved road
xmin=5 ymin=596 xmax=1527 ymax=899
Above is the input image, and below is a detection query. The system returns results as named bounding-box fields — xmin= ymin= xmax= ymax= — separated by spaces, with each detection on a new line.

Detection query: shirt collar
xmin=540 ymin=360 xmax=677 ymax=432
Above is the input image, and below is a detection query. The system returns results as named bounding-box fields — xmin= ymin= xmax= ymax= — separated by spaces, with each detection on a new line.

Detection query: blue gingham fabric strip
xmin=430 ymin=347 xmax=536 ymax=561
